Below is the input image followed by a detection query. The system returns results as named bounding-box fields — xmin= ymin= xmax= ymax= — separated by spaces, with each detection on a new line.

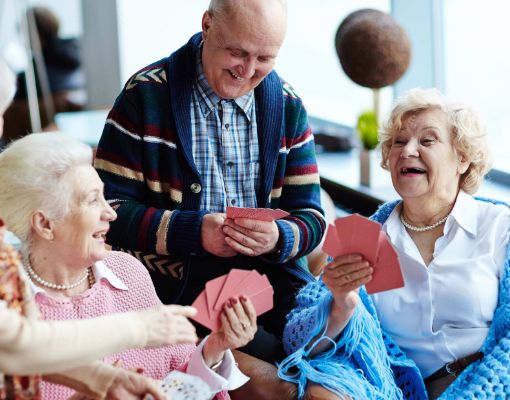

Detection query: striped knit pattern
xmin=36 ymin=252 xmax=228 ymax=400
xmin=94 ymin=33 xmax=325 ymax=315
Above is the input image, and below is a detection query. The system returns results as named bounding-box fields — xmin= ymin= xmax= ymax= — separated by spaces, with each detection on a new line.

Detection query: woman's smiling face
xmin=388 ymin=108 xmax=468 ymax=204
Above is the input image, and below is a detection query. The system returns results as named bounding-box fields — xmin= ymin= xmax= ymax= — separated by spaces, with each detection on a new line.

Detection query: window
xmin=443 ymin=0 xmax=510 ymax=172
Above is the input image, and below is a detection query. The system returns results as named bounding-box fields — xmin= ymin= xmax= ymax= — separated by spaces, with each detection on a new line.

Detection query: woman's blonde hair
xmin=0 ymin=133 xmax=92 ymax=255
xmin=379 ymin=88 xmax=491 ymax=194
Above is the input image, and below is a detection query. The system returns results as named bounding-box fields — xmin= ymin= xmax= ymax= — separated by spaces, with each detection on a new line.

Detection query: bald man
xmin=95 ymin=0 xmax=325 ymax=366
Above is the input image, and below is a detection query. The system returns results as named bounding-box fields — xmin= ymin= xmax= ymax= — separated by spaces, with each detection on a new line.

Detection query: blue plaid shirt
xmin=191 ymin=49 xmax=260 ymax=213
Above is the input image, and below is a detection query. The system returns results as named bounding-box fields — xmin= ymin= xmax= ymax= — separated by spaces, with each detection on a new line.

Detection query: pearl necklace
xmin=400 ymin=213 xmax=449 ymax=232
xmin=25 ymin=261 xmax=90 ymax=291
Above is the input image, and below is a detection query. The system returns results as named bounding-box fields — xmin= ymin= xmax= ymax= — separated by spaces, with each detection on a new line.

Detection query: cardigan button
xmin=190 ymin=183 xmax=202 ymax=194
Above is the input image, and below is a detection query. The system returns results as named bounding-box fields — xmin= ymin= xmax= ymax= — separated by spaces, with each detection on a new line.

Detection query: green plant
xmin=357 ymin=110 xmax=378 ymax=150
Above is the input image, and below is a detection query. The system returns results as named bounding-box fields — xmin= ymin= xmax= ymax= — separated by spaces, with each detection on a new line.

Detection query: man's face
xmin=201 ymin=6 xmax=286 ymax=99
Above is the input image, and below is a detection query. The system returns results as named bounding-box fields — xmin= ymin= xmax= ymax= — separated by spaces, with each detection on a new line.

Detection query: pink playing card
xmin=248 ymin=285 xmax=274 ymax=316
xmin=334 ymin=214 xmax=381 ymax=265
xmin=322 ymin=224 xmax=343 ymax=257
xmin=240 ymin=273 xmax=271 ymax=298
xmin=191 ymin=291 xmax=221 ymax=331
xmin=213 ymin=269 xmax=252 ymax=311
xmin=365 ymin=231 xmax=404 ymax=294
xmin=226 ymin=207 xmax=289 ymax=222
xmin=233 ymin=270 xmax=263 ymax=296
xmin=205 ymin=275 xmax=227 ymax=318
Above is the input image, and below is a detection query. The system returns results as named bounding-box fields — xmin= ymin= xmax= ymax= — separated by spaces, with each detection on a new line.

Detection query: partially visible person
xmin=3 ymin=6 xmax=86 ymax=143
xmin=15 ymin=6 xmax=86 ymax=106
xmin=0 ymin=58 xmax=195 ymax=400
xmin=278 ymin=88 xmax=510 ymax=399
xmin=0 ymin=132 xmax=257 ymax=400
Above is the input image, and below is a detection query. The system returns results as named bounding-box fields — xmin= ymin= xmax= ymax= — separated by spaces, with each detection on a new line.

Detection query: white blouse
xmin=370 ymin=191 xmax=510 ymax=378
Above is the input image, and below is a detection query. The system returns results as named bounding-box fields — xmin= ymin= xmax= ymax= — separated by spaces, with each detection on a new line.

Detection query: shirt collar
xmin=384 ymin=191 xmax=477 ymax=238
xmin=448 ymin=190 xmax=477 ymax=236
xmin=194 ymin=42 xmax=254 ymax=120
xmin=27 ymin=260 xmax=129 ymax=295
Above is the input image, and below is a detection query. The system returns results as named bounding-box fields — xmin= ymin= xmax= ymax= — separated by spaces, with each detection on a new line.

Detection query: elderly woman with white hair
xmin=0 ymin=58 xmax=200 ymax=400
xmin=278 ymin=88 xmax=510 ymax=400
xmin=0 ymin=132 xmax=257 ymax=400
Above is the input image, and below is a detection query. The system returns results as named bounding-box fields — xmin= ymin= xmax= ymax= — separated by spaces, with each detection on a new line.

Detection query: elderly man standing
xmin=95 ymin=0 xmax=325 ymax=366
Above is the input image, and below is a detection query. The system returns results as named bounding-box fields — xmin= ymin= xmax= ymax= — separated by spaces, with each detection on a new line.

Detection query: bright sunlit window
xmin=443 ymin=0 xmax=510 ymax=173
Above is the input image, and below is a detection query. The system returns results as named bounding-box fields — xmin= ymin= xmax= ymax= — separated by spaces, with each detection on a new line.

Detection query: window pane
xmin=443 ymin=0 xmax=510 ymax=171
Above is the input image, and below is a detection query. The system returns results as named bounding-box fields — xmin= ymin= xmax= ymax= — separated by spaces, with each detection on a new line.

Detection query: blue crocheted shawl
xmin=278 ymin=197 xmax=510 ymax=399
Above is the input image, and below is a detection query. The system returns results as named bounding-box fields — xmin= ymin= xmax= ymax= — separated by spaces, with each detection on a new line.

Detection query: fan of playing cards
xmin=322 ymin=213 xmax=404 ymax=294
xmin=191 ymin=269 xmax=274 ymax=331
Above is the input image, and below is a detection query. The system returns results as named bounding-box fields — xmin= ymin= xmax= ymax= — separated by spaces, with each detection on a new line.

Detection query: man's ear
xmin=202 ymin=11 xmax=212 ymax=39
xmin=31 ymin=210 xmax=55 ymax=241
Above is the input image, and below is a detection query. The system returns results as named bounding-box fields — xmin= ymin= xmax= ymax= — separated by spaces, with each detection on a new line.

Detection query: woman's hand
xmin=105 ymin=369 xmax=165 ymax=400
xmin=323 ymin=254 xmax=373 ymax=313
xmin=202 ymin=296 xmax=257 ymax=368
xmin=137 ymin=305 xmax=198 ymax=347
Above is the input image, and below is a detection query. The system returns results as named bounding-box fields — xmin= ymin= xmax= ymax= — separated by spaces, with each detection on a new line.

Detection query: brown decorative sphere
xmin=335 ymin=9 xmax=411 ymax=89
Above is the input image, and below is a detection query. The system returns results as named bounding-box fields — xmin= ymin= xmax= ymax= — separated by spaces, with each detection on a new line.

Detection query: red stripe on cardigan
xmin=138 ymin=207 xmax=158 ymax=251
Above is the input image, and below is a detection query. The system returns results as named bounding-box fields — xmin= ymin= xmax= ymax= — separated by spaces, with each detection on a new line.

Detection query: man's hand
xmin=201 ymin=213 xmax=238 ymax=257
xmin=222 ymin=218 xmax=279 ymax=257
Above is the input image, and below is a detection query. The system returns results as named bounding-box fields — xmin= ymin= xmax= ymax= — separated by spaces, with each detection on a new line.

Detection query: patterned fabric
xmin=36 ymin=251 xmax=229 ymax=400
xmin=191 ymin=50 xmax=260 ymax=212
xmin=0 ymin=245 xmax=40 ymax=400
xmin=279 ymin=197 xmax=510 ymax=400
xmin=94 ymin=32 xmax=325 ymax=337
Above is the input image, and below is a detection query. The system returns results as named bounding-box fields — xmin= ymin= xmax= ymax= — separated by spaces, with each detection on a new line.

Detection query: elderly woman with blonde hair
xmin=278 ymin=88 xmax=510 ymax=400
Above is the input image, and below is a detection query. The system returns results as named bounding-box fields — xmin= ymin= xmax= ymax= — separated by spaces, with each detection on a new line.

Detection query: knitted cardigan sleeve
xmin=94 ymin=63 xmax=205 ymax=258
xmin=267 ymin=82 xmax=326 ymax=263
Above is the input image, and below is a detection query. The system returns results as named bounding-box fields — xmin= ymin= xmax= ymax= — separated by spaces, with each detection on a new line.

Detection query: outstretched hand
xmin=137 ymin=305 xmax=198 ymax=347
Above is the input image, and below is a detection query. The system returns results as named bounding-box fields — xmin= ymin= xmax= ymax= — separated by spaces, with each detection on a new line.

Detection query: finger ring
xmin=241 ymin=322 xmax=247 ymax=330
xmin=344 ymin=274 xmax=351 ymax=282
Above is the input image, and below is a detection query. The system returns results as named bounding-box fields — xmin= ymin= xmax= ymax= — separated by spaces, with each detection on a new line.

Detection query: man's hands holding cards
xmin=201 ymin=207 xmax=289 ymax=257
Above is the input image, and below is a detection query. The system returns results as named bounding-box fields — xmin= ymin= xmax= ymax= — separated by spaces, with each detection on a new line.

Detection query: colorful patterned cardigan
xmin=279 ymin=198 xmax=510 ymax=399
xmin=94 ymin=33 xmax=325 ymax=336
